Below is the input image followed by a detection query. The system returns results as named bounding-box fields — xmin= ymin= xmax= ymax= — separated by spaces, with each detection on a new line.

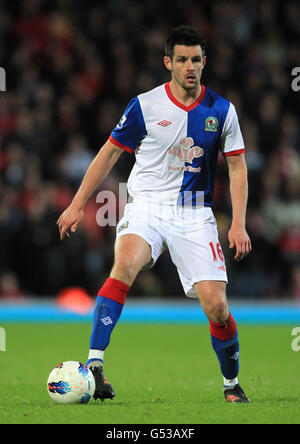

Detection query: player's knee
xmin=195 ymin=282 xmax=228 ymax=323
xmin=110 ymin=256 xmax=140 ymax=286
xmin=206 ymin=298 xmax=228 ymax=323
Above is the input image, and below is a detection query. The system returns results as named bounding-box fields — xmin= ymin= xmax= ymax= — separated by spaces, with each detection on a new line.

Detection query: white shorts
xmin=116 ymin=198 xmax=227 ymax=298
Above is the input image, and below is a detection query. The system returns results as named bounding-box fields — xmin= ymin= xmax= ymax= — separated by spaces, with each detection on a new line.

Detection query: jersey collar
xmin=165 ymin=82 xmax=206 ymax=112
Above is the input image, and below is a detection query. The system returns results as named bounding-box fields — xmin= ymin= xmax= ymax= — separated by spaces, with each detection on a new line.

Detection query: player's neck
xmin=169 ymin=80 xmax=202 ymax=107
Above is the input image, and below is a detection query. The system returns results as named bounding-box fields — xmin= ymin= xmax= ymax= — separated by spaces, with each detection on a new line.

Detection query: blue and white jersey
xmin=109 ymin=83 xmax=245 ymax=207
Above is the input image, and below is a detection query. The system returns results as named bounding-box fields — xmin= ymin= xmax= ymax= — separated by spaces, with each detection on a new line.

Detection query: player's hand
xmin=228 ymin=223 xmax=252 ymax=262
xmin=56 ymin=204 xmax=84 ymax=240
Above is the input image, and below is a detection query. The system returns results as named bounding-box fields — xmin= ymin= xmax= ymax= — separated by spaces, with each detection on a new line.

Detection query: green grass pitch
xmin=0 ymin=323 xmax=299 ymax=424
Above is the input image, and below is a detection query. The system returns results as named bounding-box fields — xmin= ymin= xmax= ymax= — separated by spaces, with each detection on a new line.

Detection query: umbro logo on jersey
xmin=157 ymin=120 xmax=172 ymax=127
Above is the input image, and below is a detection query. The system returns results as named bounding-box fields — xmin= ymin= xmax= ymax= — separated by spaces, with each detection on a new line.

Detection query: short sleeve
xmin=109 ymin=97 xmax=147 ymax=154
xmin=220 ymin=103 xmax=245 ymax=156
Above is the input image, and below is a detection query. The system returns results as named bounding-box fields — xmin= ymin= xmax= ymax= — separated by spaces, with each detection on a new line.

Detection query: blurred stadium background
xmin=0 ymin=0 xmax=299 ymax=320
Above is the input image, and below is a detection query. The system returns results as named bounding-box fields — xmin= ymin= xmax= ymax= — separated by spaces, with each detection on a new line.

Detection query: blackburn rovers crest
xmin=205 ymin=116 xmax=219 ymax=132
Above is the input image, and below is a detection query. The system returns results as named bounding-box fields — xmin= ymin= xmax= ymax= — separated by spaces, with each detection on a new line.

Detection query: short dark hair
xmin=165 ymin=25 xmax=206 ymax=59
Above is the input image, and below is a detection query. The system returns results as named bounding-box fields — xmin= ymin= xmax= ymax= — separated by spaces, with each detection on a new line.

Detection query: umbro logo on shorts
xmin=157 ymin=120 xmax=172 ymax=127
xmin=101 ymin=316 xmax=113 ymax=326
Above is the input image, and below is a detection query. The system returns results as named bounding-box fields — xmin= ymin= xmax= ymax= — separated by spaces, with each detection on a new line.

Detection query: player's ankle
xmin=223 ymin=376 xmax=238 ymax=390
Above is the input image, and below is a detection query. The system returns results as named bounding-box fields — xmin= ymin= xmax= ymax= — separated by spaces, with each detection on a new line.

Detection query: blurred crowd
xmin=0 ymin=0 xmax=299 ymax=301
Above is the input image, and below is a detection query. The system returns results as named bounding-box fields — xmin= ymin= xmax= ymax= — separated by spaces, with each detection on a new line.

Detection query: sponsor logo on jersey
xmin=168 ymin=137 xmax=204 ymax=165
xmin=168 ymin=165 xmax=201 ymax=173
xmin=205 ymin=116 xmax=219 ymax=132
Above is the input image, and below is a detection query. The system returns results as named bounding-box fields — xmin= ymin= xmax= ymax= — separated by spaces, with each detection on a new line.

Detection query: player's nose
xmin=186 ymin=59 xmax=196 ymax=72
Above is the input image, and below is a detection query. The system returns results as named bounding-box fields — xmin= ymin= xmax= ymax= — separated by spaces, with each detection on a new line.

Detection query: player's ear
xmin=163 ymin=56 xmax=172 ymax=72
xmin=202 ymin=55 xmax=207 ymax=69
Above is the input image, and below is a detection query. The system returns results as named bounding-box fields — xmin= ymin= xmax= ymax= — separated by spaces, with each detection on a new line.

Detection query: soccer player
xmin=57 ymin=25 xmax=252 ymax=403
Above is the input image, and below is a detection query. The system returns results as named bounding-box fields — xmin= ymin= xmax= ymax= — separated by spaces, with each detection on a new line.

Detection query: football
xmin=47 ymin=361 xmax=95 ymax=404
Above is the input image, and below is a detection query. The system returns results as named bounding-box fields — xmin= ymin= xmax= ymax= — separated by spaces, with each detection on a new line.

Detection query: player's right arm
xmin=57 ymin=140 xmax=123 ymax=240
xmin=57 ymin=96 xmax=145 ymax=240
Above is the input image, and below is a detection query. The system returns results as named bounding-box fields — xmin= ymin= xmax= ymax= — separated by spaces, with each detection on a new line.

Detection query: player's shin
xmin=87 ymin=278 xmax=129 ymax=368
xmin=209 ymin=312 xmax=240 ymax=388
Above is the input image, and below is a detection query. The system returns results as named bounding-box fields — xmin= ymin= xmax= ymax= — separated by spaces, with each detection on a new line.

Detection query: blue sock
xmin=89 ymin=295 xmax=124 ymax=352
xmin=87 ymin=278 xmax=129 ymax=367
xmin=211 ymin=331 xmax=240 ymax=382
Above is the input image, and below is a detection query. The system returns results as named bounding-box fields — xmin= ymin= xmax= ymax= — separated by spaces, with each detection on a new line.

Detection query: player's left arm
xmin=226 ymin=153 xmax=252 ymax=262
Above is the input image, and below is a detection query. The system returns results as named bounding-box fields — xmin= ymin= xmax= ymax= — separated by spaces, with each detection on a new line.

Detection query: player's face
xmin=164 ymin=45 xmax=206 ymax=92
